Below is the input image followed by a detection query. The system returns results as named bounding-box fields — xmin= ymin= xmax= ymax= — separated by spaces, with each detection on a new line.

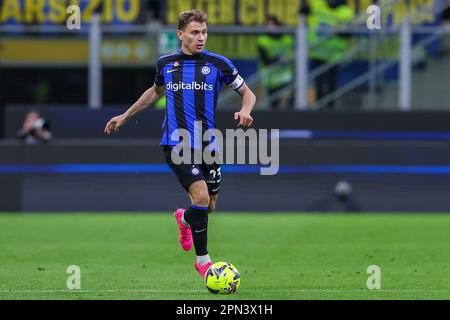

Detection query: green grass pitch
xmin=0 ymin=213 xmax=449 ymax=300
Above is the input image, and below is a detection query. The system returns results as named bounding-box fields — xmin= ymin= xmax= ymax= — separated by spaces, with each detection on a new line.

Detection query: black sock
xmin=184 ymin=205 xmax=209 ymax=256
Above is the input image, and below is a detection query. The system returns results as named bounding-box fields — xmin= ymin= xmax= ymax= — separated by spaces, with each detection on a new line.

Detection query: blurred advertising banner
xmin=0 ymin=0 xmax=441 ymax=27
xmin=0 ymin=36 xmax=158 ymax=66
xmin=0 ymin=0 xmax=144 ymax=25
xmin=165 ymin=0 xmax=439 ymax=26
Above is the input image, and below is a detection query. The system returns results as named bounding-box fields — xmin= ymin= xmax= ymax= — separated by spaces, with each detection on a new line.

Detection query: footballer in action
xmin=104 ymin=10 xmax=256 ymax=279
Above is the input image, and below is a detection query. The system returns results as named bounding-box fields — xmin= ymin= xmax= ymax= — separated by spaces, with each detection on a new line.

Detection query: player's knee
xmin=192 ymin=189 xmax=210 ymax=207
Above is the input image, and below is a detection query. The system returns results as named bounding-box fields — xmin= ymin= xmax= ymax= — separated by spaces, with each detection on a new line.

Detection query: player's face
xmin=178 ymin=21 xmax=208 ymax=55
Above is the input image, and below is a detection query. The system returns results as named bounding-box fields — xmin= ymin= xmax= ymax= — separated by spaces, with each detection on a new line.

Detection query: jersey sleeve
xmin=154 ymin=58 xmax=165 ymax=87
xmin=219 ymin=57 xmax=245 ymax=91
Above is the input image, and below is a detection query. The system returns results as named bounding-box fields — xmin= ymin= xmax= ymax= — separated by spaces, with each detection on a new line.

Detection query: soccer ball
xmin=204 ymin=262 xmax=240 ymax=294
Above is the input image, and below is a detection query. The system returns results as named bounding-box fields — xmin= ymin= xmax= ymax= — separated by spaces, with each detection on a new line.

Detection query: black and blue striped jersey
xmin=154 ymin=49 xmax=245 ymax=148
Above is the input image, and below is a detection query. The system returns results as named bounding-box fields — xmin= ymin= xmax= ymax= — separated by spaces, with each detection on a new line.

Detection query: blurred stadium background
xmin=1 ymin=0 xmax=450 ymax=213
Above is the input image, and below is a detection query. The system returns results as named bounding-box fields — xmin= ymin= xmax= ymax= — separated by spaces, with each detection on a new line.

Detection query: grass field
xmin=0 ymin=213 xmax=449 ymax=300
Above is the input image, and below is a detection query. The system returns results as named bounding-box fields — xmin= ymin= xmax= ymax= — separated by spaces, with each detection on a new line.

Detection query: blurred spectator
xmin=300 ymin=0 xmax=353 ymax=109
xmin=257 ymin=16 xmax=294 ymax=110
xmin=17 ymin=110 xmax=52 ymax=144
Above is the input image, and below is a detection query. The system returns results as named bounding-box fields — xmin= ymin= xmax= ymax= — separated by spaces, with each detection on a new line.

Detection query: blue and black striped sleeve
xmin=206 ymin=53 xmax=245 ymax=91
xmin=154 ymin=58 xmax=165 ymax=87
xmin=219 ymin=56 xmax=245 ymax=90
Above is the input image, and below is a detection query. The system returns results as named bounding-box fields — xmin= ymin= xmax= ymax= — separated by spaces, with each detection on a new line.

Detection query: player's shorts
xmin=163 ymin=146 xmax=222 ymax=195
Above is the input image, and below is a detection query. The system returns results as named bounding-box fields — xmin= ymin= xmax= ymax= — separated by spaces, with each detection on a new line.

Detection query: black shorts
xmin=163 ymin=146 xmax=222 ymax=195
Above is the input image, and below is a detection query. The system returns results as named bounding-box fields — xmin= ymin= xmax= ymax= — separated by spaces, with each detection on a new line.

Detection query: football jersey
xmin=154 ymin=49 xmax=245 ymax=148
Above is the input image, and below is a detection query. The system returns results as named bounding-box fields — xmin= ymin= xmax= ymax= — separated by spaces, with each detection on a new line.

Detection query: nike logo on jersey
xmin=195 ymin=228 xmax=207 ymax=233
xmin=167 ymin=69 xmax=178 ymax=73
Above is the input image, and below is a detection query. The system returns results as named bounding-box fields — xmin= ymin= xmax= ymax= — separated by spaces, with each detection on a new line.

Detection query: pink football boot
xmin=195 ymin=261 xmax=213 ymax=279
xmin=173 ymin=208 xmax=192 ymax=251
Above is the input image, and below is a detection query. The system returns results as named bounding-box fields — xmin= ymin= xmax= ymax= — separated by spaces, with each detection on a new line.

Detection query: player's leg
xmin=172 ymin=178 xmax=209 ymax=254
xmin=208 ymin=194 xmax=217 ymax=214
xmin=185 ymin=163 xmax=220 ymax=276
xmin=163 ymin=146 xmax=203 ymax=252
xmin=187 ymin=192 xmax=216 ymax=213
xmin=185 ymin=180 xmax=210 ymax=256
xmin=183 ymin=180 xmax=213 ymax=277
xmin=162 ymin=146 xmax=217 ymax=276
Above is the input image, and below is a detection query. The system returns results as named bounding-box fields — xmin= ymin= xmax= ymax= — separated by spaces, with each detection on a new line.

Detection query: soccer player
xmin=104 ymin=9 xmax=256 ymax=278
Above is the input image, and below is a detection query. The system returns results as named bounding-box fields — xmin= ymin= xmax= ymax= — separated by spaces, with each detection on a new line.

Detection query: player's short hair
xmin=177 ymin=9 xmax=208 ymax=31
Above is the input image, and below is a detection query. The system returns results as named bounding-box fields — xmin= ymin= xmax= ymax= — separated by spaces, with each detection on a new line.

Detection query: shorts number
xmin=209 ymin=168 xmax=221 ymax=182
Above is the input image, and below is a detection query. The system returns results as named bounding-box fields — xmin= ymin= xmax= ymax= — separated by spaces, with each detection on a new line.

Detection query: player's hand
xmin=104 ymin=114 xmax=128 ymax=134
xmin=234 ymin=111 xmax=253 ymax=127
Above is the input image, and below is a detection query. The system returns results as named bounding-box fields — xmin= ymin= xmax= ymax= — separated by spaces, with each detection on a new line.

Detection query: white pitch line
xmin=0 ymin=289 xmax=449 ymax=294
xmin=0 ymin=289 xmax=204 ymax=293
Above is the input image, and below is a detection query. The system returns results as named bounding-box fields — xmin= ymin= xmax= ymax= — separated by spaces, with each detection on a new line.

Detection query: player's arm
xmin=234 ymin=83 xmax=256 ymax=127
xmin=218 ymin=55 xmax=256 ymax=127
xmin=104 ymin=84 xmax=165 ymax=134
